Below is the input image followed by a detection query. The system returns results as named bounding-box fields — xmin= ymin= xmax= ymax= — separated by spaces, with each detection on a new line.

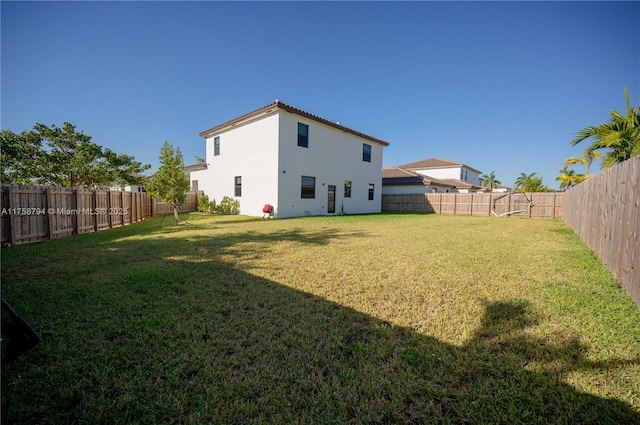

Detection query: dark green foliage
xmin=0 ymin=123 xmax=149 ymax=187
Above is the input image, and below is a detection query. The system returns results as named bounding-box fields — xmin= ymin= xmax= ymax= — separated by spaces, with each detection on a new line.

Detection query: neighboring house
xmin=184 ymin=162 xmax=207 ymax=191
xmin=484 ymin=183 xmax=512 ymax=193
xmin=382 ymin=158 xmax=484 ymax=194
xmin=382 ymin=167 xmax=458 ymax=194
xmin=190 ymin=100 xmax=389 ymax=218
xmin=109 ymin=173 xmax=148 ymax=192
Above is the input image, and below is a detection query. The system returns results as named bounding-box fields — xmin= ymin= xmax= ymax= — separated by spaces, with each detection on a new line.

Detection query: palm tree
xmin=571 ymin=88 xmax=640 ymax=169
xmin=562 ymin=150 xmax=601 ymax=176
xmin=556 ymin=167 xmax=586 ymax=189
xmin=480 ymin=171 xmax=501 ymax=190
xmin=514 ymin=172 xmax=537 ymax=191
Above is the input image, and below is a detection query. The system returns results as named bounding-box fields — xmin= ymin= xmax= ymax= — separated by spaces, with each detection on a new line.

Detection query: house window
xmin=368 ymin=183 xmax=374 ymax=200
xmin=301 ymin=176 xmax=315 ymax=198
xmin=344 ymin=180 xmax=351 ymax=198
xmin=234 ymin=176 xmax=242 ymax=197
xmin=298 ymin=123 xmax=309 ymax=148
xmin=363 ymin=144 xmax=371 ymax=162
xmin=192 ymin=180 xmax=198 ymax=191
xmin=214 ymin=137 xmax=220 ymax=156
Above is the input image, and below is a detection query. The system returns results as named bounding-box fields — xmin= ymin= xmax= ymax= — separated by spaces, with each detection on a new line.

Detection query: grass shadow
xmin=1 ymin=216 xmax=638 ymax=423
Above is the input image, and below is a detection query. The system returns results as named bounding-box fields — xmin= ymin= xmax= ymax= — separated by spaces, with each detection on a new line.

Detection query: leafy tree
xmin=146 ymin=140 xmax=190 ymax=226
xmin=480 ymin=171 xmax=501 ymax=190
xmin=571 ymin=88 xmax=640 ymax=169
xmin=514 ymin=172 xmax=549 ymax=192
xmin=0 ymin=129 xmax=44 ymax=184
xmin=1 ymin=122 xmax=150 ymax=187
xmin=514 ymin=172 xmax=536 ymax=191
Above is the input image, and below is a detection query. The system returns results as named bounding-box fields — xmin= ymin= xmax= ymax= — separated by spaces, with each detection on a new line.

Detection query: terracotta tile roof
xmin=382 ymin=167 xmax=485 ymax=190
xmin=434 ymin=178 xmax=484 ymax=190
xmin=382 ymin=167 xmax=454 ymax=187
xmin=199 ymin=100 xmax=389 ymax=146
xmin=382 ymin=167 xmax=426 ymax=185
xmin=184 ymin=162 xmax=207 ymax=172
xmin=397 ymin=157 xmax=482 ymax=175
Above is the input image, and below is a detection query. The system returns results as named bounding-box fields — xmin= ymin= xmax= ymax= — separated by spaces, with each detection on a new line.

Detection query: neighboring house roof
xmin=382 ymin=167 xmax=454 ymax=187
xmin=434 ymin=178 xmax=483 ymax=190
xmin=397 ymin=157 xmax=482 ymax=175
xmin=199 ymin=100 xmax=390 ymax=147
xmin=184 ymin=162 xmax=207 ymax=172
xmin=493 ymin=183 xmax=513 ymax=191
xmin=382 ymin=167 xmax=484 ymax=190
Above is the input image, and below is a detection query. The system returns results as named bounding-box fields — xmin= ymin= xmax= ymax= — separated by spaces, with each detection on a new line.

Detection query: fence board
xmin=563 ymin=156 xmax=640 ymax=309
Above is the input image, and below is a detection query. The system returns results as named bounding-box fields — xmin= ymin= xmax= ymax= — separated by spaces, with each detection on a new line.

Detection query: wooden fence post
xmin=74 ymin=188 xmax=80 ymax=235
xmin=8 ymin=185 xmax=16 ymax=245
xmin=93 ymin=190 xmax=98 ymax=232
xmin=108 ymin=191 xmax=113 ymax=228
xmin=46 ymin=186 xmax=54 ymax=239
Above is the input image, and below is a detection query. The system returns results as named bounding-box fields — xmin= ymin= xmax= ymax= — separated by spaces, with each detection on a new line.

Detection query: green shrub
xmin=218 ymin=196 xmax=239 ymax=214
xmin=197 ymin=194 xmax=210 ymax=212
xmin=198 ymin=195 xmax=239 ymax=214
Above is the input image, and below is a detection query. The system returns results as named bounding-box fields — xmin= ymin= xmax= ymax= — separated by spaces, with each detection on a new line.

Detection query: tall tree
xmin=562 ymin=150 xmax=601 ymax=175
xmin=1 ymin=123 xmax=150 ymax=187
xmin=514 ymin=172 xmax=548 ymax=192
xmin=145 ymin=141 xmax=190 ymax=226
xmin=556 ymin=168 xmax=586 ymax=190
xmin=571 ymin=88 xmax=640 ymax=169
xmin=480 ymin=171 xmax=501 ymax=190
xmin=0 ymin=129 xmax=44 ymax=184
xmin=514 ymin=172 xmax=536 ymax=191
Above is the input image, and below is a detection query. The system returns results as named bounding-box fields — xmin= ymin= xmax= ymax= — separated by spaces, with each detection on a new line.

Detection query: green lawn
xmin=2 ymin=213 xmax=639 ymax=424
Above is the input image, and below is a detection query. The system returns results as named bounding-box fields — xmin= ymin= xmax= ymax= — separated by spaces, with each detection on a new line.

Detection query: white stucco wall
xmin=413 ymin=166 xmax=481 ymax=186
xmin=197 ymin=113 xmax=280 ymax=217
xmin=195 ymin=109 xmax=385 ymax=219
xmin=381 ymin=185 xmax=429 ymax=195
xmin=276 ymin=112 xmax=383 ymax=218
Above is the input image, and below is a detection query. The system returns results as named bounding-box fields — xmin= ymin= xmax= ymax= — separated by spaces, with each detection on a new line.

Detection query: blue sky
xmin=2 ymin=1 xmax=639 ymax=189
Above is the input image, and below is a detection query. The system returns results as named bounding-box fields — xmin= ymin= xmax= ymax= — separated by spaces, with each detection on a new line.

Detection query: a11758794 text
xmin=1 ymin=207 xmax=128 ymax=216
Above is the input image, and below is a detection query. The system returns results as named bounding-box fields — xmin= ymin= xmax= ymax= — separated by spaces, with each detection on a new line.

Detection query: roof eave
xmin=199 ymin=101 xmax=389 ymax=146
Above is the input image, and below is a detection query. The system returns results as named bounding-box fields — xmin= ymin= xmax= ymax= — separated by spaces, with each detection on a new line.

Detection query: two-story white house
xmin=382 ymin=158 xmax=484 ymax=194
xmin=190 ymin=100 xmax=389 ymax=218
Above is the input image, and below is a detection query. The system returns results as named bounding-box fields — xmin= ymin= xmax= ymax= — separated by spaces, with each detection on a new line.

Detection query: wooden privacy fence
xmin=563 ymin=156 xmax=640 ymax=309
xmin=0 ymin=185 xmax=201 ymax=245
xmin=382 ymin=192 xmax=563 ymax=219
